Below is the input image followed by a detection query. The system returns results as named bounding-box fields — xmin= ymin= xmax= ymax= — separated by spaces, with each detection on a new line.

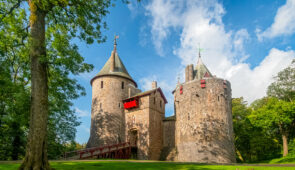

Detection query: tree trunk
xmin=19 ymin=2 xmax=50 ymax=170
xmin=282 ymin=133 xmax=288 ymax=157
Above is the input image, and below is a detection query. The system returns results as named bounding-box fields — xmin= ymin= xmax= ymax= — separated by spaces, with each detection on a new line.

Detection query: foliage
xmin=232 ymin=98 xmax=281 ymax=163
xmin=267 ymin=59 xmax=295 ymax=102
xmin=249 ymin=97 xmax=295 ymax=157
xmin=249 ymin=98 xmax=295 ymax=133
xmin=0 ymin=7 xmax=30 ymax=160
xmin=0 ymin=0 xmax=111 ymax=160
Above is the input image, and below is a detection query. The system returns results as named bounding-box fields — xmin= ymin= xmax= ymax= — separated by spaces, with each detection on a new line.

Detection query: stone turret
xmin=173 ymin=53 xmax=236 ymax=163
xmin=87 ymin=37 xmax=137 ymax=148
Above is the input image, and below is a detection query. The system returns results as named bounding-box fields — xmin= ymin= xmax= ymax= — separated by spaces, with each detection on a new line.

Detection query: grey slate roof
xmin=194 ymin=57 xmax=212 ymax=80
xmin=91 ymin=49 xmax=137 ymax=86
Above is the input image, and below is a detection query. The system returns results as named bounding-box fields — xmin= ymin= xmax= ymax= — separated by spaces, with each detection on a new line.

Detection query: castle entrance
xmin=129 ymin=129 xmax=138 ymax=159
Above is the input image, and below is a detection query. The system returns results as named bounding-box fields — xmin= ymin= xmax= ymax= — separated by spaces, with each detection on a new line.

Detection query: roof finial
xmin=198 ymin=43 xmax=203 ymax=58
xmin=113 ymin=34 xmax=119 ymax=52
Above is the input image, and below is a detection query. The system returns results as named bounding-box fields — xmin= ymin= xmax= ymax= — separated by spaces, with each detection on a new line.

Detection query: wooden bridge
xmin=64 ymin=142 xmax=132 ymax=160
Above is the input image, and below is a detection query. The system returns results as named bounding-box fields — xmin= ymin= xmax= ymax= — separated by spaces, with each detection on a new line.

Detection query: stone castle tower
xmin=171 ymin=52 xmax=236 ymax=163
xmin=87 ymin=38 xmax=138 ymax=148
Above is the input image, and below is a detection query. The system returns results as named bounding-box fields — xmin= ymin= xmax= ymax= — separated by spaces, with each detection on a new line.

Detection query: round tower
xmin=173 ymin=54 xmax=235 ymax=163
xmin=87 ymin=37 xmax=137 ymax=148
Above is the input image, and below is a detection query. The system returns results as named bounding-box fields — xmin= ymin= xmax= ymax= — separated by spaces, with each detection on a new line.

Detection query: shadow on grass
xmin=51 ymin=161 xmax=221 ymax=170
xmin=276 ymin=157 xmax=295 ymax=163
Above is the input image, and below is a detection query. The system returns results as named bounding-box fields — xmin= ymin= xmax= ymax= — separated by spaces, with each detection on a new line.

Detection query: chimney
xmin=188 ymin=64 xmax=194 ymax=81
xmin=152 ymin=81 xmax=157 ymax=89
xmin=185 ymin=65 xmax=189 ymax=82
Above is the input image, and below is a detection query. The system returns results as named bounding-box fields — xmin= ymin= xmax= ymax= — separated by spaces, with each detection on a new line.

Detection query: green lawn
xmin=0 ymin=161 xmax=295 ymax=170
xmin=269 ymin=156 xmax=295 ymax=164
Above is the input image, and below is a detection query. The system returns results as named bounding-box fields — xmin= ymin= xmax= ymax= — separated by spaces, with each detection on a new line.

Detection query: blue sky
xmin=73 ymin=0 xmax=295 ymax=144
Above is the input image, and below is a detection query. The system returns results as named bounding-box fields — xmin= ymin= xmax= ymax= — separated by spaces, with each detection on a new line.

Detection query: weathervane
xmin=198 ymin=43 xmax=204 ymax=58
xmin=114 ymin=34 xmax=119 ymax=46
xmin=113 ymin=34 xmax=119 ymax=52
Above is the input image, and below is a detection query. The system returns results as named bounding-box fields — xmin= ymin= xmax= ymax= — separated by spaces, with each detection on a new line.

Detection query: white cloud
xmin=142 ymin=0 xmax=295 ymax=104
xmin=75 ymin=107 xmax=90 ymax=117
xmin=257 ymin=0 xmax=295 ymax=40
xmin=226 ymin=48 xmax=294 ymax=102
xmin=145 ymin=0 xmax=183 ymax=56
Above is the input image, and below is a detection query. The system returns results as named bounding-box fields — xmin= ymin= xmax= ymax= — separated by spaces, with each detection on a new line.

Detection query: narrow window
xmin=121 ymin=82 xmax=124 ymax=89
xmin=188 ymin=113 xmax=190 ymax=120
xmin=160 ymin=100 xmax=162 ymax=108
xmin=101 ymin=81 xmax=103 ymax=88
xmin=218 ymin=96 xmax=219 ymax=101
xmin=119 ymin=103 xmax=121 ymax=108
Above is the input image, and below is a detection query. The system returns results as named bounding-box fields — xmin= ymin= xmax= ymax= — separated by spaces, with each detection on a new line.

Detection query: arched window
xmin=122 ymin=81 xmax=124 ymax=89
xmin=101 ymin=81 xmax=103 ymax=88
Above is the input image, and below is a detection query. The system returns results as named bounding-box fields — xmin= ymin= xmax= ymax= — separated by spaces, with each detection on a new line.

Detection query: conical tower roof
xmin=194 ymin=52 xmax=212 ymax=80
xmin=90 ymin=38 xmax=137 ymax=86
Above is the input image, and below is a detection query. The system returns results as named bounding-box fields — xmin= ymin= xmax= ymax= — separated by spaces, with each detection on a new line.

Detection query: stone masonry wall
xmin=163 ymin=119 xmax=175 ymax=148
xmin=161 ymin=119 xmax=176 ymax=161
xmin=174 ymin=78 xmax=236 ymax=163
xmin=125 ymin=90 xmax=165 ymax=160
xmin=148 ymin=91 xmax=165 ymax=160
xmin=125 ymin=95 xmax=150 ymax=159
xmin=87 ymin=76 xmax=136 ymax=148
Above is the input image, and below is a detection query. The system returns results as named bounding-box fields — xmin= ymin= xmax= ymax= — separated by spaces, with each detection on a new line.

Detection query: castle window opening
xmin=122 ymin=81 xmax=124 ymax=89
xmin=101 ymin=81 xmax=103 ymax=88
xmin=160 ymin=100 xmax=162 ymax=108
xmin=218 ymin=96 xmax=219 ymax=101
xmin=119 ymin=103 xmax=121 ymax=108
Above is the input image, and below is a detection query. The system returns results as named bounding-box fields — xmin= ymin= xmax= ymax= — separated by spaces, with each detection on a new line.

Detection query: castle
xmin=87 ymin=39 xmax=236 ymax=163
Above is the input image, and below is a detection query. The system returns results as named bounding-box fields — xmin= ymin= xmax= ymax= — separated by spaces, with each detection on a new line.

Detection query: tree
xmin=232 ymin=97 xmax=281 ymax=162
xmin=1 ymin=0 xmax=111 ymax=168
xmin=0 ymin=8 xmax=30 ymax=160
xmin=232 ymin=98 xmax=252 ymax=162
xmin=267 ymin=59 xmax=295 ymax=102
xmin=266 ymin=59 xmax=295 ymax=157
xmin=249 ymin=97 xmax=295 ymax=157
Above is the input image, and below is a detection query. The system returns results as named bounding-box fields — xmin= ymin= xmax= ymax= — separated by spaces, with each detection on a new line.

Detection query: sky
xmin=73 ymin=0 xmax=295 ymax=144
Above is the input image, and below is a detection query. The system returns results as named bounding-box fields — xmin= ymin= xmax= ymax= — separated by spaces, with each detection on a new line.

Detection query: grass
xmin=0 ymin=160 xmax=295 ymax=170
xmin=269 ymin=156 xmax=295 ymax=164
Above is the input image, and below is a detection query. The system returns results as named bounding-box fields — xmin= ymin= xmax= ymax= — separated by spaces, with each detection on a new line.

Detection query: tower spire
xmin=113 ymin=35 xmax=119 ymax=52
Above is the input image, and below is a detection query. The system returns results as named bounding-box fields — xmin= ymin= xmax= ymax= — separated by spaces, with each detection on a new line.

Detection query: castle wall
xmin=87 ymin=76 xmax=136 ymax=148
xmin=160 ymin=118 xmax=177 ymax=161
xmin=174 ymin=78 xmax=235 ymax=163
xmin=125 ymin=90 xmax=165 ymax=160
xmin=148 ymin=91 xmax=165 ymax=160
xmin=125 ymin=95 xmax=150 ymax=159
xmin=163 ymin=119 xmax=175 ymax=148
